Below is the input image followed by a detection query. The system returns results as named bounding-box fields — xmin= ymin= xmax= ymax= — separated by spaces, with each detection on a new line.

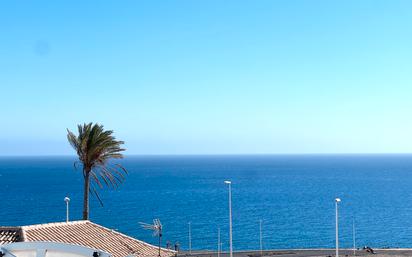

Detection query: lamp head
xmin=335 ymin=198 xmax=341 ymax=202
xmin=224 ymin=181 xmax=231 ymax=184
xmin=64 ymin=197 xmax=70 ymax=203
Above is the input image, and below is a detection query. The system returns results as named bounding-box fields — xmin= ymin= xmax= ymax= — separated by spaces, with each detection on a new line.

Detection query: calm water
xmin=1 ymin=155 xmax=412 ymax=250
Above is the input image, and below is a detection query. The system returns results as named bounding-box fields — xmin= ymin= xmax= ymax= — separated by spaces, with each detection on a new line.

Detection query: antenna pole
xmin=139 ymin=219 xmax=163 ymax=257
xmin=159 ymin=229 xmax=162 ymax=257
xmin=159 ymin=234 xmax=161 ymax=257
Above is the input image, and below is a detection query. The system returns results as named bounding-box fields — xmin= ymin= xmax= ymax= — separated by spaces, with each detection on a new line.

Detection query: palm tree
xmin=67 ymin=123 xmax=127 ymax=220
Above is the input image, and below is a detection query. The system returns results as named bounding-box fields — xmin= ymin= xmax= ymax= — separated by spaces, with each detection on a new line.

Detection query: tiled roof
xmin=0 ymin=221 xmax=175 ymax=257
xmin=0 ymin=228 xmax=22 ymax=245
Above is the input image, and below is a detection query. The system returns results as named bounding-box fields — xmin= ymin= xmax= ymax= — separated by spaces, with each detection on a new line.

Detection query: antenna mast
xmin=140 ymin=219 xmax=163 ymax=257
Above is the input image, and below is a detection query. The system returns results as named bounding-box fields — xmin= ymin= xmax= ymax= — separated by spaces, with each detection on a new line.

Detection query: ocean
xmin=1 ymin=155 xmax=412 ymax=251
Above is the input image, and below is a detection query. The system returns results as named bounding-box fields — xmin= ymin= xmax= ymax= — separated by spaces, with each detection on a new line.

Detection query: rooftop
xmin=0 ymin=220 xmax=175 ymax=257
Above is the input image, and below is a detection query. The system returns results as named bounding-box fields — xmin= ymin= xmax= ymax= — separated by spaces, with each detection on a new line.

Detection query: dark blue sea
xmin=1 ymin=155 xmax=412 ymax=250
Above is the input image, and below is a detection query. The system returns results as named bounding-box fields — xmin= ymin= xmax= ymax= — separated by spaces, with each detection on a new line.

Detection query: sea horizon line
xmin=1 ymin=153 xmax=412 ymax=158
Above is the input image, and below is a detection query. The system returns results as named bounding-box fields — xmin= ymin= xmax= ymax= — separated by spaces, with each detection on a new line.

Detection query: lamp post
xmin=259 ymin=219 xmax=263 ymax=257
xmin=335 ymin=198 xmax=341 ymax=257
xmin=218 ymin=227 xmax=221 ymax=257
xmin=352 ymin=217 xmax=356 ymax=256
xmin=64 ymin=196 xmax=70 ymax=222
xmin=224 ymin=181 xmax=233 ymax=257
xmin=188 ymin=222 xmax=192 ymax=254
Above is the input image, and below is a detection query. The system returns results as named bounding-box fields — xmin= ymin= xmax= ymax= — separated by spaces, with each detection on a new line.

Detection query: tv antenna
xmin=140 ymin=219 xmax=163 ymax=257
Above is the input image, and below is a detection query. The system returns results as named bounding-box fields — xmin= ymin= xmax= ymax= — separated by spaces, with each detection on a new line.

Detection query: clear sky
xmin=1 ymin=0 xmax=412 ymax=155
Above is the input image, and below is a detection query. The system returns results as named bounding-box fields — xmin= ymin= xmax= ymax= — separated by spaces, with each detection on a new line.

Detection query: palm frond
xmin=67 ymin=122 xmax=128 ymax=205
xmin=90 ymin=184 xmax=104 ymax=207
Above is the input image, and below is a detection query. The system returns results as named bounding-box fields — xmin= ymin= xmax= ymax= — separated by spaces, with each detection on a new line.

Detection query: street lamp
xmin=224 ymin=181 xmax=233 ymax=257
xmin=335 ymin=198 xmax=341 ymax=257
xmin=352 ymin=217 xmax=356 ymax=256
xmin=64 ymin=196 xmax=70 ymax=222
xmin=188 ymin=222 xmax=192 ymax=254
xmin=217 ymin=227 xmax=221 ymax=257
xmin=259 ymin=219 xmax=263 ymax=257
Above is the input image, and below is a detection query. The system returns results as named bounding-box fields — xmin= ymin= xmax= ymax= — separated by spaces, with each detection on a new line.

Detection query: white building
xmin=0 ymin=241 xmax=111 ymax=257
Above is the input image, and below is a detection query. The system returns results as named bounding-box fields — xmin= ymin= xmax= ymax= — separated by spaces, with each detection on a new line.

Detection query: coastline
xmin=180 ymin=249 xmax=412 ymax=257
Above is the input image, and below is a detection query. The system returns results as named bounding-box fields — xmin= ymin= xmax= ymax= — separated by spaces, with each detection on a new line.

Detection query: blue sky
xmin=1 ymin=0 xmax=412 ymax=155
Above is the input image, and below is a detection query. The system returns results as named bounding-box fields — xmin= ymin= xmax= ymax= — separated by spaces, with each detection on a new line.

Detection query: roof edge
xmin=21 ymin=220 xmax=89 ymax=230
xmin=88 ymin=221 xmax=176 ymax=253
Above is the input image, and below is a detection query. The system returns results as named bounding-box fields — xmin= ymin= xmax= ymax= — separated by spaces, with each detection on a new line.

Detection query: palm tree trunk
xmin=83 ymin=169 xmax=90 ymax=220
